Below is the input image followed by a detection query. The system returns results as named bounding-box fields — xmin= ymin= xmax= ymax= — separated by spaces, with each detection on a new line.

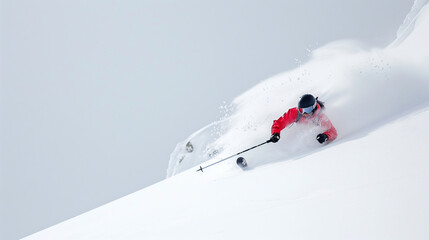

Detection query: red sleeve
xmin=271 ymin=108 xmax=298 ymax=134
xmin=319 ymin=113 xmax=337 ymax=141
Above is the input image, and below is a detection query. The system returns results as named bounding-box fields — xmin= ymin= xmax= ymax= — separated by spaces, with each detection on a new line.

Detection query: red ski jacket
xmin=271 ymin=103 xmax=337 ymax=141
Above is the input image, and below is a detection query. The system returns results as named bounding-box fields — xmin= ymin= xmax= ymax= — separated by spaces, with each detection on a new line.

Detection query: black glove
xmin=270 ymin=133 xmax=280 ymax=143
xmin=316 ymin=133 xmax=329 ymax=144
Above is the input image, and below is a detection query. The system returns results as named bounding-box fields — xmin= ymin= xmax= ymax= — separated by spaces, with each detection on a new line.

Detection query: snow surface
xmin=24 ymin=1 xmax=429 ymax=240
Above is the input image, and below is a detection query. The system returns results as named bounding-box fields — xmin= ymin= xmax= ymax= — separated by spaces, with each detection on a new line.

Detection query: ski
xmin=236 ymin=157 xmax=248 ymax=168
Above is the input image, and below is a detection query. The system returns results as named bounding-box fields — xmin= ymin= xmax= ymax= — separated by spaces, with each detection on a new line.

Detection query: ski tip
xmin=236 ymin=157 xmax=248 ymax=167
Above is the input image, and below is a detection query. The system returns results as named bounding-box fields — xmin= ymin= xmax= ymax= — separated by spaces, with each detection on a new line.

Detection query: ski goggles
xmin=298 ymin=103 xmax=316 ymax=114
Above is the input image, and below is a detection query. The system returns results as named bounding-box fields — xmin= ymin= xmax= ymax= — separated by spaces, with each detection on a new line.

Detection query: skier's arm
xmin=271 ymin=108 xmax=297 ymax=134
xmin=319 ymin=114 xmax=337 ymax=141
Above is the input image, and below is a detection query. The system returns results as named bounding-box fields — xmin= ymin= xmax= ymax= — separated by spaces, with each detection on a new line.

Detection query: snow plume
xmin=167 ymin=2 xmax=429 ymax=177
xmin=391 ymin=0 xmax=429 ymax=47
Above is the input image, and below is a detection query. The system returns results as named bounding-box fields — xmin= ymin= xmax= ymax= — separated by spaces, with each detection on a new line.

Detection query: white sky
xmin=0 ymin=0 xmax=413 ymax=239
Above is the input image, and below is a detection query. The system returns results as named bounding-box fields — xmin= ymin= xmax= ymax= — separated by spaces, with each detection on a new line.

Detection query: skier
xmin=270 ymin=94 xmax=337 ymax=144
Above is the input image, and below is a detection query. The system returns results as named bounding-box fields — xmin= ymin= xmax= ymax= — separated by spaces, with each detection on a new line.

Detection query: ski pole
xmin=196 ymin=139 xmax=272 ymax=172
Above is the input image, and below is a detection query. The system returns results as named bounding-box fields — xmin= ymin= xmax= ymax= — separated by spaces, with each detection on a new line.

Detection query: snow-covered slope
xmin=23 ymin=107 xmax=429 ymax=240
xmin=25 ymin=2 xmax=429 ymax=240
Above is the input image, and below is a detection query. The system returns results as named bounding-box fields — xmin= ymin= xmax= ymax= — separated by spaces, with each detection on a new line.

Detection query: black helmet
xmin=298 ymin=94 xmax=317 ymax=114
